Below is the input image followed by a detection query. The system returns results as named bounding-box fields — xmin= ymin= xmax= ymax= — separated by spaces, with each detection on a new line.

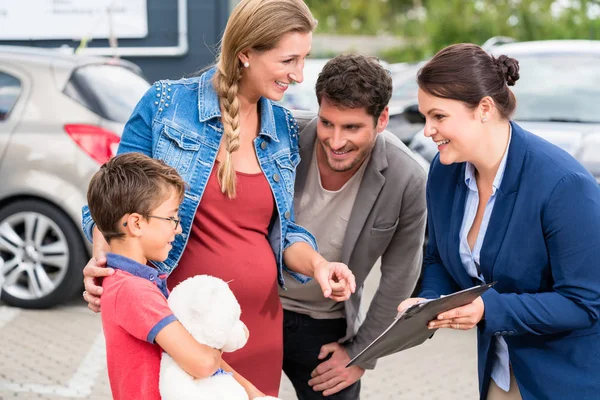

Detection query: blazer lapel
xmin=294 ymin=118 xmax=318 ymax=207
xmin=341 ymin=134 xmax=387 ymax=264
xmin=447 ymin=167 xmax=477 ymax=289
xmin=480 ymin=122 xmax=527 ymax=282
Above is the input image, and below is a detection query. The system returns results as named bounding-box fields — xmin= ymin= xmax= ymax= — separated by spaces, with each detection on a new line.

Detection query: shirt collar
xmin=198 ymin=67 xmax=278 ymax=141
xmin=464 ymin=124 xmax=513 ymax=194
xmin=106 ymin=253 xmax=170 ymax=298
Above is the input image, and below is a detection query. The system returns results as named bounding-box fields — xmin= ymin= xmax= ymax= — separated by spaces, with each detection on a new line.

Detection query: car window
xmin=507 ymin=53 xmax=600 ymax=123
xmin=0 ymin=72 xmax=21 ymax=122
xmin=392 ymin=78 xmax=418 ymax=101
xmin=65 ymin=64 xmax=150 ymax=123
xmin=391 ymin=63 xmax=422 ymax=102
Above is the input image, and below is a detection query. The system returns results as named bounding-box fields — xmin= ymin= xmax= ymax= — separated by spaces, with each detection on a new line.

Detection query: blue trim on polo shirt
xmin=106 ymin=253 xmax=170 ymax=298
xmin=212 ymin=368 xmax=233 ymax=377
xmin=147 ymin=314 xmax=177 ymax=343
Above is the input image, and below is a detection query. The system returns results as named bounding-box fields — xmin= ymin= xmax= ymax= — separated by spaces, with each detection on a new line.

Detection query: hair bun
xmin=494 ymin=55 xmax=520 ymax=86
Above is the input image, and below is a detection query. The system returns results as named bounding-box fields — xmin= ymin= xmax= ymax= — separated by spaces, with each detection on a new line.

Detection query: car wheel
xmin=0 ymin=200 xmax=87 ymax=309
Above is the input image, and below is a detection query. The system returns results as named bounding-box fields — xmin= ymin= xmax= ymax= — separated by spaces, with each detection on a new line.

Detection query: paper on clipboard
xmin=346 ymin=282 xmax=495 ymax=367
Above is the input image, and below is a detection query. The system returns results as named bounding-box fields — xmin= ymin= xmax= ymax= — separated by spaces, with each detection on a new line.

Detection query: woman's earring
xmin=481 ymin=115 xmax=488 ymax=123
xmin=243 ymin=62 xmax=250 ymax=68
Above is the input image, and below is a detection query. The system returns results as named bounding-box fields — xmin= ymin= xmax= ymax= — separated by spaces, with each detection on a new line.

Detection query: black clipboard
xmin=347 ymin=282 xmax=495 ymax=367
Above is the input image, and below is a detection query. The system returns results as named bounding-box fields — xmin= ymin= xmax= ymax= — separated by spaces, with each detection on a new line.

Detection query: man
xmin=281 ymin=54 xmax=427 ymax=399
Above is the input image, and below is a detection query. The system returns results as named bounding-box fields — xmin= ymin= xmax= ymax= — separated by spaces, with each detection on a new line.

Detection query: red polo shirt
xmin=101 ymin=253 xmax=176 ymax=400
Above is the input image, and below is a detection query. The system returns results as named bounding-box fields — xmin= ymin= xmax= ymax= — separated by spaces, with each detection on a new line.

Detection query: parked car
xmin=0 ymin=46 xmax=150 ymax=308
xmin=387 ymin=62 xmax=425 ymax=144
xmin=409 ymin=40 xmax=600 ymax=183
xmin=278 ymin=58 xmax=425 ymax=145
xmin=278 ymin=58 xmax=328 ymax=113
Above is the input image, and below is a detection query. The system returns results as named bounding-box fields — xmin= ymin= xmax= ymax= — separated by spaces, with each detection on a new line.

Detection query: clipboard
xmin=347 ymin=282 xmax=495 ymax=367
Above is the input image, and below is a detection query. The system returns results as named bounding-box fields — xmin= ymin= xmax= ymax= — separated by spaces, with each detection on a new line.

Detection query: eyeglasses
xmin=148 ymin=215 xmax=181 ymax=230
xmin=123 ymin=215 xmax=180 ymax=230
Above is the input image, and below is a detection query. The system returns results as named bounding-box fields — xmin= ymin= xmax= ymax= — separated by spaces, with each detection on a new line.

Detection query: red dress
xmin=167 ymin=163 xmax=282 ymax=396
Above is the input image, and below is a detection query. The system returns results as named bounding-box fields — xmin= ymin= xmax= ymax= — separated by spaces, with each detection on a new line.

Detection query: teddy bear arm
xmin=222 ymin=320 xmax=249 ymax=352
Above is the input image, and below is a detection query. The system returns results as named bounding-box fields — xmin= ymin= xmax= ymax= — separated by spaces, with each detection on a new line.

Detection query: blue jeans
xmin=283 ymin=310 xmax=361 ymax=400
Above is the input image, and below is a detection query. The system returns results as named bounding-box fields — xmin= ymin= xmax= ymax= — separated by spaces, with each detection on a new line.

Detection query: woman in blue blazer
xmin=399 ymin=43 xmax=600 ymax=400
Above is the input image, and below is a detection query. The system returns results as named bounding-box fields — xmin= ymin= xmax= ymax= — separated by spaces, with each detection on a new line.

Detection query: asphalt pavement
xmin=0 ymin=260 xmax=479 ymax=399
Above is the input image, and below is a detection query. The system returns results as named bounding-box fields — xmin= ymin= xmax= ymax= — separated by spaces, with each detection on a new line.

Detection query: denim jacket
xmin=82 ymin=67 xmax=316 ymax=287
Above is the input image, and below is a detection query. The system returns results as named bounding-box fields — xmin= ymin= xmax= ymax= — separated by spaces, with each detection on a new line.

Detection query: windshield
xmin=65 ymin=64 xmax=150 ymax=123
xmin=391 ymin=65 xmax=421 ymax=102
xmin=507 ymin=53 xmax=600 ymax=123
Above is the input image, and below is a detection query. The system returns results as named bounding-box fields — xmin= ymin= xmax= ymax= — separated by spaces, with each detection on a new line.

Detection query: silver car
xmin=0 ymin=46 xmax=150 ymax=308
xmin=409 ymin=40 xmax=600 ymax=182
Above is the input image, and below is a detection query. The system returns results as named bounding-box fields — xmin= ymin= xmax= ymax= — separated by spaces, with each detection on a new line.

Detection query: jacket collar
xmin=198 ymin=67 xmax=278 ymax=141
xmin=464 ymin=123 xmax=513 ymax=195
xmin=342 ymin=133 xmax=387 ymax=263
xmin=106 ymin=253 xmax=170 ymax=298
xmin=295 ymin=117 xmax=388 ymax=263
xmin=497 ymin=121 xmax=528 ymax=194
xmin=447 ymin=121 xmax=529 ymax=284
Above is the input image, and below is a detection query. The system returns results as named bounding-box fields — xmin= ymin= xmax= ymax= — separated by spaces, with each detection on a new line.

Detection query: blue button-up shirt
xmin=459 ymin=126 xmax=512 ymax=392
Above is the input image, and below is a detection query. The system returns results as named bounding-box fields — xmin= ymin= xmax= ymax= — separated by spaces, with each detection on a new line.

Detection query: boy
xmin=86 ymin=152 xmax=222 ymax=399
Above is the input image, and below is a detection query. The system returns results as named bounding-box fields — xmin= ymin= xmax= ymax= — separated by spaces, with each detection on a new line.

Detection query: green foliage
xmin=379 ymin=44 xmax=428 ymax=62
xmin=306 ymin=0 xmax=600 ymax=62
xmin=305 ymin=0 xmax=415 ymax=34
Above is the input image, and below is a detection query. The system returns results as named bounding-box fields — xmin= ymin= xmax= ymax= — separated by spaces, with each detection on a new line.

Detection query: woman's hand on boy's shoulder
xmin=82 ymin=251 xmax=114 ymax=313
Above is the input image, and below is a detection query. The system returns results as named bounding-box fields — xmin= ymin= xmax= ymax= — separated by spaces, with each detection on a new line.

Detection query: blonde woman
xmin=81 ymin=0 xmax=356 ymax=397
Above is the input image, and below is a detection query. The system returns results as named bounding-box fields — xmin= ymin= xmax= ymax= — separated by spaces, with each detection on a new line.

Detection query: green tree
xmin=305 ymin=0 xmax=600 ymax=62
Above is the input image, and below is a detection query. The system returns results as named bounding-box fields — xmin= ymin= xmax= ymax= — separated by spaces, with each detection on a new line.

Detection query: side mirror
xmin=403 ymin=104 xmax=425 ymax=124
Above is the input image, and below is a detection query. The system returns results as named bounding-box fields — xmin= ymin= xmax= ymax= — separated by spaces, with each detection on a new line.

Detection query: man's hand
xmin=308 ymin=342 xmax=364 ymax=396
xmin=82 ymin=251 xmax=114 ymax=312
xmin=427 ymin=297 xmax=485 ymax=330
xmin=313 ymin=260 xmax=356 ymax=301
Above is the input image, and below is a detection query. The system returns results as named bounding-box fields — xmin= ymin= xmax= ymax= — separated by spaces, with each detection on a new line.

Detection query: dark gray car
xmin=0 ymin=46 xmax=150 ymax=308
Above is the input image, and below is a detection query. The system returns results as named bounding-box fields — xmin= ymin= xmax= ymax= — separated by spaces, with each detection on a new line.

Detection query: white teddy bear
xmin=159 ymin=274 xmax=280 ymax=400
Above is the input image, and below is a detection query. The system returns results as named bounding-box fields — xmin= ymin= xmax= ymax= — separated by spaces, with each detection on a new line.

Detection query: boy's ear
xmin=122 ymin=213 xmax=144 ymax=237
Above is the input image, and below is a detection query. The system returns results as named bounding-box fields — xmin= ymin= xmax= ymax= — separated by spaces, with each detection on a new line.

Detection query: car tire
xmin=0 ymin=199 xmax=87 ymax=309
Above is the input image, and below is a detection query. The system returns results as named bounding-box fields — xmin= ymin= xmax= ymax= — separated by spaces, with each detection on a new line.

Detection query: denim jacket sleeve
xmin=283 ymin=221 xmax=318 ymax=251
xmin=81 ymin=84 xmax=160 ymax=242
xmin=282 ymin=221 xmax=318 ymax=284
xmin=81 ymin=206 xmax=94 ymax=243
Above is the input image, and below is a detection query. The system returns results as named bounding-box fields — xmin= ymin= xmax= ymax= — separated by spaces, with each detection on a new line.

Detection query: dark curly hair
xmin=417 ymin=43 xmax=520 ymax=119
xmin=315 ymin=54 xmax=393 ymax=123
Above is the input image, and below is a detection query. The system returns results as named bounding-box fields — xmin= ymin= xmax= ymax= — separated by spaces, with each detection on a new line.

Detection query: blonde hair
xmin=213 ymin=0 xmax=316 ymax=198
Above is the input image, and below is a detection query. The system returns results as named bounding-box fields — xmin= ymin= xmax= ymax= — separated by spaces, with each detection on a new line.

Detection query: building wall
xmin=0 ymin=0 xmax=230 ymax=83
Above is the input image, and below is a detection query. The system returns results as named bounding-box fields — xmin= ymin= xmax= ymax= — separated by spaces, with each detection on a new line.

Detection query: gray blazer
xmin=294 ymin=115 xmax=427 ymax=369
